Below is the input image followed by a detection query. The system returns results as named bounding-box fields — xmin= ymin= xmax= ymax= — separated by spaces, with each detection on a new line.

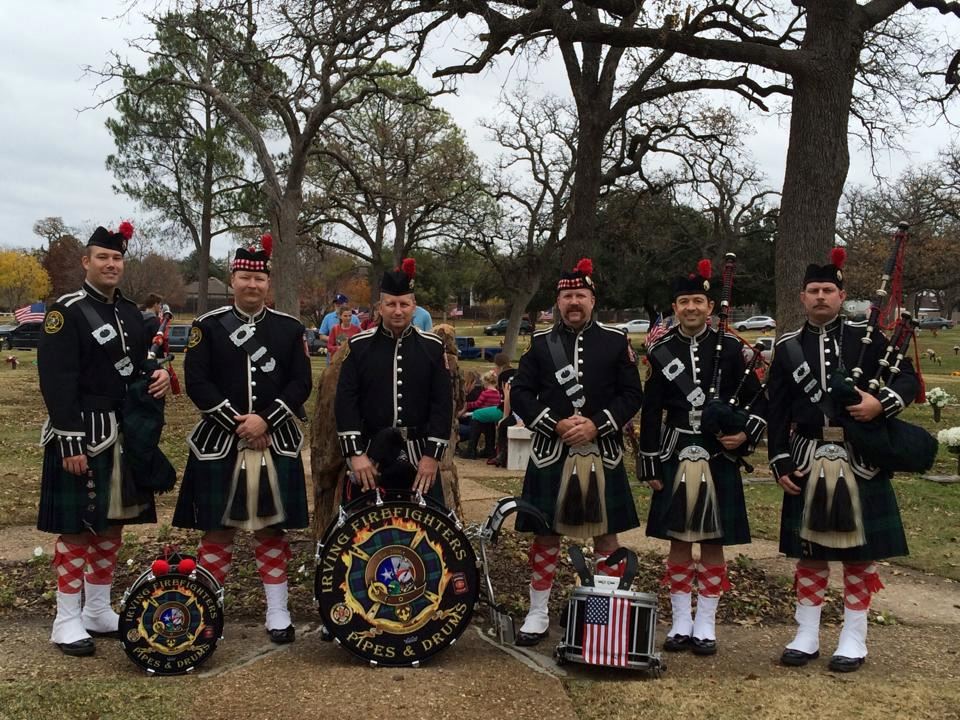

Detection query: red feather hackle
xmin=401 ymin=257 xmax=416 ymax=279
xmin=260 ymin=233 xmax=273 ymax=257
xmin=118 ymin=221 xmax=134 ymax=240
xmin=830 ymin=246 xmax=847 ymax=269
xmin=574 ymin=258 xmax=593 ymax=275
xmin=697 ymin=258 xmax=712 ymax=279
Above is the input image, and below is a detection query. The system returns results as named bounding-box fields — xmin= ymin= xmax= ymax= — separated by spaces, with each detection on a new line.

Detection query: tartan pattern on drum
xmin=645 ymin=435 xmax=751 ymax=546
xmin=172 ymin=450 xmax=308 ymax=531
xmin=779 ymin=469 xmax=908 ymax=561
xmin=515 ymin=457 xmax=639 ymax=535
xmin=37 ymin=443 xmax=156 ymax=534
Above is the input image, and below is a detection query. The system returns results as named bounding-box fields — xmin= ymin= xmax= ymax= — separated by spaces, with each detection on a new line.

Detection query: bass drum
xmin=315 ymin=489 xmax=479 ymax=667
xmin=119 ymin=553 xmax=224 ymax=675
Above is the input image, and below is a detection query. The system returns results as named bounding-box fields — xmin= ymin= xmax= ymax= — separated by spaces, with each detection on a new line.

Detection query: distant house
xmin=182 ymin=277 xmax=233 ymax=314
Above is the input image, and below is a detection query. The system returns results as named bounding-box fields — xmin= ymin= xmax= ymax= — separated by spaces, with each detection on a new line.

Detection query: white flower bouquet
xmin=926 ymin=387 xmax=953 ymax=408
xmin=937 ymin=426 xmax=960 ymax=449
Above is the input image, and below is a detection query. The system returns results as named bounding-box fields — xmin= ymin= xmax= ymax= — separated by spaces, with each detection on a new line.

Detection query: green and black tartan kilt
xmin=172 ymin=449 xmax=309 ymax=532
xmin=37 ymin=442 xmax=156 ymax=534
xmin=779 ymin=468 xmax=908 ymax=561
xmin=515 ymin=457 xmax=640 ymax=535
xmin=645 ymin=434 xmax=751 ymax=546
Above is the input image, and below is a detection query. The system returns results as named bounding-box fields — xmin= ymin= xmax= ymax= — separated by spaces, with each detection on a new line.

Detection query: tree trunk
xmin=561 ymin=120 xmax=606 ymax=266
xmin=775 ymin=4 xmax=861 ymax=333
xmin=503 ymin=279 xmax=540 ymax=359
xmin=272 ymin=196 xmax=303 ymax=315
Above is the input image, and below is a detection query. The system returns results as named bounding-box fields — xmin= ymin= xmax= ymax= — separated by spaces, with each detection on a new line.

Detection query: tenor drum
xmin=119 ymin=553 xmax=224 ymax=675
xmin=315 ymin=489 xmax=479 ymax=667
xmin=556 ymin=582 xmax=663 ymax=672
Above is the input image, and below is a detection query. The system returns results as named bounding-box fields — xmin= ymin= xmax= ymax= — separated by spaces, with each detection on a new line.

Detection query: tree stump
xmin=310 ymin=325 xmax=467 ymax=539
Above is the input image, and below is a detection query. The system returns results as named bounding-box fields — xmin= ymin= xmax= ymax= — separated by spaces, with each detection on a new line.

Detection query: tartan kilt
xmin=515 ymin=456 xmax=639 ymax=535
xmin=172 ymin=448 xmax=309 ymax=531
xmin=645 ymin=435 xmax=751 ymax=546
xmin=779 ymin=468 xmax=908 ymax=561
xmin=37 ymin=442 xmax=156 ymax=534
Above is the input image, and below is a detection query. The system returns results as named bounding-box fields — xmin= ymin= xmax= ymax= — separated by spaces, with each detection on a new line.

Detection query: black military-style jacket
xmin=766 ymin=315 xmax=918 ymax=479
xmin=638 ymin=325 xmax=767 ymax=479
xmin=335 ymin=323 xmax=452 ymax=461
xmin=38 ymin=282 xmax=148 ymax=459
xmin=511 ymin=321 xmax=643 ymax=469
xmin=185 ymin=305 xmax=312 ymax=460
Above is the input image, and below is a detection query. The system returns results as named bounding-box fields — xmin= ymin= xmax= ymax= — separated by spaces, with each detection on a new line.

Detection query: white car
xmin=735 ymin=315 xmax=776 ymax=331
xmin=613 ymin=319 xmax=651 ymax=334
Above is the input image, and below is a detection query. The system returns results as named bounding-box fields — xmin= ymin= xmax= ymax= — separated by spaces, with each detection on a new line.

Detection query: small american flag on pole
xmin=14 ymin=302 xmax=46 ymax=324
xmin=582 ymin=594 xmax=630 ymax=666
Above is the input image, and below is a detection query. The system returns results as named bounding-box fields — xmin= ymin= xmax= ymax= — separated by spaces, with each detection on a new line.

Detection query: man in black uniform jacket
xmin=38 ymin=222 xmax=171 ymax=656
xmin=638 ymin=259 xmax=766 ymax=656
xmin=335 ymin=258 xmax=452 ymax=502
xmin=768 ymin=249 xmax=917 ymax=672
xmin=510 ymin=258 xmax=643 ymax=646
xmin=173 ymin=234 xmax=312 ymax=644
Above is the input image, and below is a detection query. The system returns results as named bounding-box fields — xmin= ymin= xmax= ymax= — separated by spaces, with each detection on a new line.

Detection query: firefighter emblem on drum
xmin=316 ymin=494 xmax=480 ymax=666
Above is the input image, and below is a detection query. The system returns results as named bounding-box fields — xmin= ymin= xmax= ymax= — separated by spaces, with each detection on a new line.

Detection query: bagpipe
xmin=120 ymin=307 xmax=177 ymax=494
xmin=700 ymin=253 xmax=767 ymax=444
xmin=825 ymin=223 xmax=938 ymax=473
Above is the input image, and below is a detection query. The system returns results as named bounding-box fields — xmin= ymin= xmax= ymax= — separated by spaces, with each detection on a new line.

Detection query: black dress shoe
xmin=267 ymin=625 xmax=296 ymax=644
xmin=780 ymin=648 xmax=820 ymax=667
xmin=86 ymin=629 xmax=119 ymax=639
xmin=514 ymin=630 xmax=548 ymax=647
xmin=56 ymin=638 xmax=95 ymax=657
xmin=663 ymin=634 xmax=691 ymax=652
xmin=828 ymin=655 xmax=865 ymax=673
xmin=690 ymin=637 xmax=717 ymax=656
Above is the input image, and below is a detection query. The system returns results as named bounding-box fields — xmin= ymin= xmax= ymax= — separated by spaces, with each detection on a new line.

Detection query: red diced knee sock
xmin=661 ymin=560 xmax=695 ymax=594
xmin=529 ymin=542 xmax=559 ymax=591
xmin=696 ymin=562 xmax=731 ymax=598
xmin=85 ymin=536 xmax=121 ymax=585
xmin=53 ymin=537 xmax=87 ymax=593
xmin=254 ymin=536 xmax=291 ymax=585
xmin=842 ymin=562 xmax=883 ymax=611
xmin=794 ymin=565 xmax=830 ymax=606
xmin=198 ymin=540 xmax=234 ymax=585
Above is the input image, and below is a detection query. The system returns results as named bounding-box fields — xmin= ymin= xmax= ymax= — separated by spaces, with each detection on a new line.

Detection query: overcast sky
xmin=1 ymin=2 xmax=956 ymax=258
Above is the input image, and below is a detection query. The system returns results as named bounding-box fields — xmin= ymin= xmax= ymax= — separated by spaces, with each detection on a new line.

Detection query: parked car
xmin=4 ymin=322 xmax=43 ymax=349
xmin=483 ymin=318 xmax=533 ymax=336
xmin=167 ymin=324 xmax=192 ymax=352
xmin=918 ymin=316 xmax=955 ymax=330
xmin=455 ymin=336 xmax=482 ymax=360
xmin=735 ymin=315 xmax=776 ymax=331
xmin=613 ymin=319 xmax=650 ymax=334
xmin=0 ymin=323 xmax=17 ymax=347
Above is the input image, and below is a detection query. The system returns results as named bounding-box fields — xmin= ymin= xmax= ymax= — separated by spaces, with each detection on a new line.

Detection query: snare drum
xmin=119 ymin=553 xmax=224 ymax=675
xmin=315 ymin=489 xmax=479 ymax=667
xmin=556 ymin=582 xmax=663 ymax=672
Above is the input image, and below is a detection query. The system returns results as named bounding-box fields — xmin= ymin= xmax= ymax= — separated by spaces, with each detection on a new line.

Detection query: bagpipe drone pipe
xmin=825 ymin=223 xmax=938 ymax=473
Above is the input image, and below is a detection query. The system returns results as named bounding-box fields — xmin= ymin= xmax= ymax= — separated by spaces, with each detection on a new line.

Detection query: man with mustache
xmin=638 ymin=259 xmax=767 ymax=657
xmin=767 ymin=249 xmax=917 ymax=672
xmin=509 ymin=258 xmax=643 ymax=646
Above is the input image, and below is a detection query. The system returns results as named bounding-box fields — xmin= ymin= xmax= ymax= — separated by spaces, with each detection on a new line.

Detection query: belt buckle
xmin=689 ymin=410 xmax=702 ymax=432
xmin=822 ymin=426 xmax=844 ymax=442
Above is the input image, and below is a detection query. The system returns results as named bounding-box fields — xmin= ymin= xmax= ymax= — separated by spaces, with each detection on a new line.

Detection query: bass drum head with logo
xmin=120 ymin=557 xmax=224 ymax=675
xmin=316 ymin=491 xmax=479 ymax=667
